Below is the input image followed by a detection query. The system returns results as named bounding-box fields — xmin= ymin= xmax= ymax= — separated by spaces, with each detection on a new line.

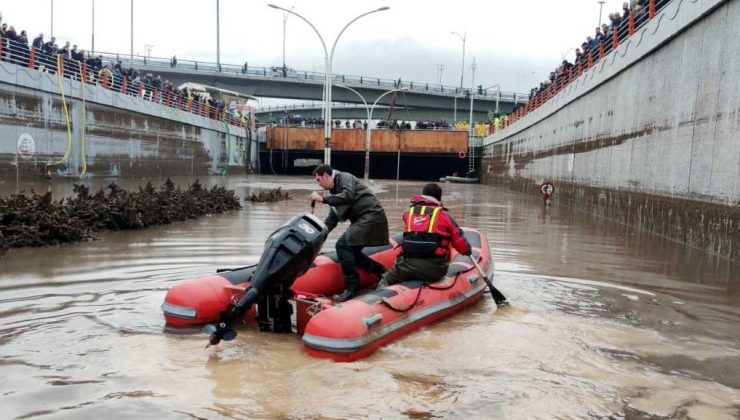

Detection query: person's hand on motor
xmin=309 ymin=191 xmax=323 ymax=204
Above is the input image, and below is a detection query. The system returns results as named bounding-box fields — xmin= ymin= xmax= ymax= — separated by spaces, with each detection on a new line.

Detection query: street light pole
xmin=451 ymin=31 xmax=466 ymax=90
xmin=50 ymin=0 xmax=54 ymax=38
xmin=598 ymin=0 xmax=606 ymax=26
xmin=268 ymin=4 xmax=389 ymax=166
xmin=130 ymin=0 xmax=134 ymax=59
xmin=282 ymin=7 xmax=294 ymax=74
xmin=91 ymin=0 xmax=95 ymax=55
xmin=216 ymin=0 xmax=221 ymax=71
xmin=468 ymin=58 xmax=476 ymax=139
xmin=436 ymin=64 xmax=444 ymax=84
xmin=337 ymin=85 xmax=408 ymax=182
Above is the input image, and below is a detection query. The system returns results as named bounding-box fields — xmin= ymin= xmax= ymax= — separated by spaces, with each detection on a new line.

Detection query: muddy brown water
xmin=1 ymin=175 xmax=738 ymax=419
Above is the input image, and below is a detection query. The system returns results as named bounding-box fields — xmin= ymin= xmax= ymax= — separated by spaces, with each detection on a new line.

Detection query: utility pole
xmin=436 ymin=64 xmax=444 ymax=84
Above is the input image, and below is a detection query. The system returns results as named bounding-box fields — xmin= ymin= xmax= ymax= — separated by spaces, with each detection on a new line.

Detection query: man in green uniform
xmin=309 ymin=164 xmax=389 ymax=301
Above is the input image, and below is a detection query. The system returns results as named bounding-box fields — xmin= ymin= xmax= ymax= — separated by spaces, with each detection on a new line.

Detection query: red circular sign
xmin=539 ymin=182 xmax=555 ymax=197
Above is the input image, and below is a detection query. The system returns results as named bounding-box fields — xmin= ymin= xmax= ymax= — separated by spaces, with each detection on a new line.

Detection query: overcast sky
xmin=2 ymin=0 xmax=629 ymax=95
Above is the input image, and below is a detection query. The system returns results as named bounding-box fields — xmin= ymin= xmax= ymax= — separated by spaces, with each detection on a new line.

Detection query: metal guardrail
xmin=495 ymin=0 xmax=671 ymax=134
xmin=254 ymin=102 xmax=390 ymax=113
xmin=89 ymin=51 xmax=528 ymax=103
xmin=0 ymin=37 xmax=246 ymax=127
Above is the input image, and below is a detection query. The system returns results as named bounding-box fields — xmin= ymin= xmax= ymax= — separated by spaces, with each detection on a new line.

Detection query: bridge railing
xmin=0 ymin=37 xmax=246 ymax=128
xmin=494 ymin=0 xmax=671 ymax=135
xmin=89 ymin=51 xmax=527 ymax=102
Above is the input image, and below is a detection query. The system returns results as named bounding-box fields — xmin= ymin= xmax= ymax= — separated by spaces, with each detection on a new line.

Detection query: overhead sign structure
xmin=16 ymin=133 xmax=36 ymax=159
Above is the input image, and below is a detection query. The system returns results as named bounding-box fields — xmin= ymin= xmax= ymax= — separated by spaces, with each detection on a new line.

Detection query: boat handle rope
xmin=380 ymin=284 xmax=425 ymax=313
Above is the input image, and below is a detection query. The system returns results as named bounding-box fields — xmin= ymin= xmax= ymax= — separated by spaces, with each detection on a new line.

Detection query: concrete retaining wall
xmin=481 ymin=0 xmax=740 ymax=259
xmin=0 ymin=60 xmax=253 ymax=181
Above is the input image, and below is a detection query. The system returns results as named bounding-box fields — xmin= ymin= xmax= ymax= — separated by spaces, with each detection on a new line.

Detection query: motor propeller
xmin=203 ymin=212 xmax=328 ymax=348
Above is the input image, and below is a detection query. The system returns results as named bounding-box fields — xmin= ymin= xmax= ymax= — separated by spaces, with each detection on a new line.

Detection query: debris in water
xmin=247 ymin=188 xmax=292 ymax=203
xmin=0 ymin=178 xmax=241 ymax=256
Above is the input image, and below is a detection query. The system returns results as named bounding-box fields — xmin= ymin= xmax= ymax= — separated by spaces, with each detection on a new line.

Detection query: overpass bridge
xmin=95 ymin=52 xmax=528 ymax=121
xmin=252 ymin=102 xmax=478 ymax=122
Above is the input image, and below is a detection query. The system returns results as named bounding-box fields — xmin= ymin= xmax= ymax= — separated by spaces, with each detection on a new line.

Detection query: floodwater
xmin=1 ymin=175 xmax=738 ymax=419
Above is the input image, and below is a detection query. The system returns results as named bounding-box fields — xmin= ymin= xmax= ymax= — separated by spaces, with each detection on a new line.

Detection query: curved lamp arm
xmin=330 ymin=7 xmax=389 ymax=62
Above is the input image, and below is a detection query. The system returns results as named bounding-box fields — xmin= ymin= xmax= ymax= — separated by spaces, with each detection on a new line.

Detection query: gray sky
xmin=2 ymin=0 xmax=629 ymax=94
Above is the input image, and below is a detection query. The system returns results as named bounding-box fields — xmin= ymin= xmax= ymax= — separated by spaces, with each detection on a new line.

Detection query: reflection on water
xmin=1 ymin=175 xmax=739 ymax=419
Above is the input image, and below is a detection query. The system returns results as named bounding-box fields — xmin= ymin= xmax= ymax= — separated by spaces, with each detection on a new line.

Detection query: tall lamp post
xmin=91 ymin=0 xmax=95 ymax=55
xmin=336 ymin=85 xmax=408 ymax=182
xmin=130 ymin=0 xmax=134 ymax=59
xmin=282 ymin=6 xmax=294 ymax=75
xmin=598 ymin=0 xmax=606 ymax=26
xmin=268 ymin=4 xmax=389 ymax=165
xmin=216 ymin=0 xmax=221 ymax=71
xmin=468 ymin=58 xmax=476 ymax=140
xmin=451 ymin=31 xmax=466 ymax=91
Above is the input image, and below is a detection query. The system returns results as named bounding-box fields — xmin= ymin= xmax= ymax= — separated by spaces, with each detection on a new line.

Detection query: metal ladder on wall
xmin=467 ymin=132 xmax=477 ymax=176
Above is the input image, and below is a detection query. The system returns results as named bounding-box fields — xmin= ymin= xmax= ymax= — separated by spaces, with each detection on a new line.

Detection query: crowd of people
xmin=277 ymin=113 xmax=465 ymax=132
xmin=0 ymin=13 xmax=248 ymax=127
xmin=500 ymin=0 xmax=671 ymax=133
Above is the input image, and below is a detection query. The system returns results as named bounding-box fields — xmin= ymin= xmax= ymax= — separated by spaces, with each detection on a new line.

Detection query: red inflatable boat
xmin=162 ymin=213 xmax=499 ymax=361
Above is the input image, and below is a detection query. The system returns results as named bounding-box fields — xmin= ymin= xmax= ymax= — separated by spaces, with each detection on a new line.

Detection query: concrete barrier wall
xmin=266 ymin=126 xmax=468 ymax=154
xmin=0 ymin=60 xmax=252 ymax=181
xmin=481 ymin=0 xmax=740 ymax=259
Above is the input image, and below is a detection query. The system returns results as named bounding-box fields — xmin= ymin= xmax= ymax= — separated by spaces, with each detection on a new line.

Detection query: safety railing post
xmin=628 ymin=13 xmax=635 ymax=36
xmin=587 ymin=50 xmax=593 ymax=69
xmin=0 ymin=36 xmax=3 ymax=60
xmin=57 ymin=55 xmax=64 ymax=77
xmin=577 ymin=59 xmax=583 ymax=76
xmin=28 ymin=48 xmax=36 ymax=69
xmin=649 ymin=0 xmax=656 ymax=19
xmin=121 ymin=76 xmax=127 ymax=94
xmin=138 ymin=82 xmax=144 ymax=97
xmin=598 ymin=40 xmax=605 ymax=60
xmin=612 ymin=27 xmax=619 ymax=51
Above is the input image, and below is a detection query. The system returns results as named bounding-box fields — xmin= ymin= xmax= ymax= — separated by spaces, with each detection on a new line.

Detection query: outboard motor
xmin=205 ymin=212 xmax=327 ymax=346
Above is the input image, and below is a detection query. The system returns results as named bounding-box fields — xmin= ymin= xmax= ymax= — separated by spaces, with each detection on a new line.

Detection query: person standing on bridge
xmin=309 ymin=164 xmax=389 ymax=301
xmin=377 ymin=183 xmax=471 ymax=289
